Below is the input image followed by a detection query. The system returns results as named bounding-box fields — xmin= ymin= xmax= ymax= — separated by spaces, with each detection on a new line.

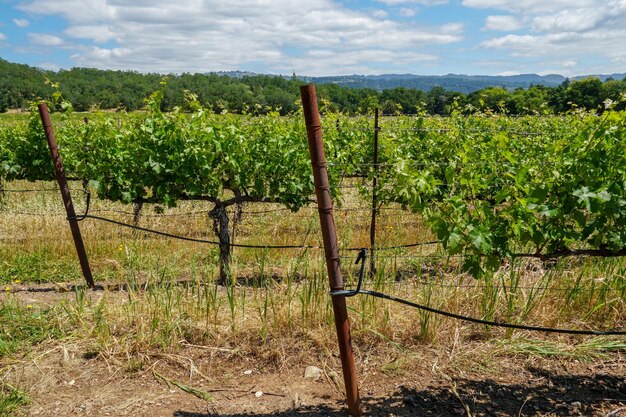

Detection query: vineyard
xmin=1 ymin=91 xmax=626 ymax=416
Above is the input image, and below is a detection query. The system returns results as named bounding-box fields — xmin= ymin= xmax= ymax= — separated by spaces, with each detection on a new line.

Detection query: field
xmin=1 ymin=101 xmax=626 ymax=416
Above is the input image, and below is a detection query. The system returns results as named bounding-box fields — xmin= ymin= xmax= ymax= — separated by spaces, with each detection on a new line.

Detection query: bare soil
xmin=4 ymin=284 xmax=626 ymax=417
xmin=10 ymin=343 xmax=626 ymax=417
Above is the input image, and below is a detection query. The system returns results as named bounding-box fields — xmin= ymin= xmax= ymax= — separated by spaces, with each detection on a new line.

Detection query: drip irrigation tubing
xmin=337 ymin=288 xmax=626 ymax=335
xmin=74 ymin=214 xmax=322 ymax=250
xmin=60 ymin=206 xmax=441 ymax=253
xmin=333 ymin=250 xmax=626 ymax=335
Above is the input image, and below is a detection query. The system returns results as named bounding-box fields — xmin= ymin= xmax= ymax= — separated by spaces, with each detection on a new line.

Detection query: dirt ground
xmin=9 ymin=344 xmax=626 ymax=417
xmin=3 ymin=284 xmax=626 ymax=417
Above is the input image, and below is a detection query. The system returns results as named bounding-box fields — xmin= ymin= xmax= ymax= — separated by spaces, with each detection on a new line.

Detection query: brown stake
xmin=38 ymin=103 xmax=95 ymax=288
xmin=370 ymin=108 xmax=380 ymax=276
xmin=300 ymin=85 xmax=362 ymax=417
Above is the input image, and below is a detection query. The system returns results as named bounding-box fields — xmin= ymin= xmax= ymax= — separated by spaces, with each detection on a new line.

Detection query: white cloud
xmin=483 ymin=15 xmax=523 ymax=31
xmin=482 ymin=29 xmax=626 ymax=57
xmin=65 ymin=25 xmax=117 ymax=43
xmin=400 ymin=8 xmax=417 ymax=17
xmin=28 ymin=33 xmax=65 ymax=46
xmin=0 ymin=33 xmax=6 ymax=41
xmin=531 ymin=9 xmax=605 ymax=32
xmin=376 ymin=0 xmax=447 ymax=5
xmin=19 ymin=0 xmax=115 ymax=23
xmin=462 ymin=0 xmax=595 ymax=14
xmin=441 ymin=23 xmax=464 ymax=34
xmin=13 ymin=18 xmax=30 ymax=28
xmin=282 ymin=49 xmax=438 ymax=75
xmin=86 ymin=46 xmax=132 ymax=59
xmin=560 ymin=60 xmax=577 ymax=68
xmin=372 ymin=9 xmax=389 ymax=18
xmin=36 ymin=62 xmax=62 ymax=71
xmin=469 ymin=0 xmax=626 ymax=74
xmin=16 ymin=0 xmax=464 ymax=75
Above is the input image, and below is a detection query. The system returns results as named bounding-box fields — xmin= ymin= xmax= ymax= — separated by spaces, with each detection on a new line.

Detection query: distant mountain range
xmin=214 ymin=71 xmax=626 ymax=93
xmin=297 ymin=73 xmax=626 ymax=94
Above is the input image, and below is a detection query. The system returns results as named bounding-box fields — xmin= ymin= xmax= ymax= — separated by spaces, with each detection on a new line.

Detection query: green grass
xmin=1 ymin=179 xmax=626 ymax=362
xmin=0 ymin=250 xmax=81 ymax=284
xmin=0 ymin=299 xmax=60 ymax=357
xmin=0 ymin=384 xmax=30 ymax=417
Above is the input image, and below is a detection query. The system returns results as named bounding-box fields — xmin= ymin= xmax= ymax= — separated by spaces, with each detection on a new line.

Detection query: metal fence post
xmin=38 ymin=103 xmax=95 ymax=288
xmin=370 ymin=108 xmax=380 ymax=276
xmin=300 ymin=85 xmax=362 ymax=417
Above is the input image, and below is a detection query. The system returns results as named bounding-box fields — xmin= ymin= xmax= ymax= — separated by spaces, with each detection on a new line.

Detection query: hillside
xmin=307 ymin=73 xmax=626 ymax=93
xmin=1 ymin=57 xmax=625 ymax=114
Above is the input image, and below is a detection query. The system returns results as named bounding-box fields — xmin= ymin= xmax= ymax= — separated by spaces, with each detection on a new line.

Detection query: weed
xmin=0 ymin=384 xmax=30 ymax=417
xmin=0 ymin=299 xmax=59 ymax=357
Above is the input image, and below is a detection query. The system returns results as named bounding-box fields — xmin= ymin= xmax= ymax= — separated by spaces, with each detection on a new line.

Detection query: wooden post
xmin=370 ymin=108 xmax=380 ymax=276
xmin=38 ymin=103 xmax=95 ymax=288
xmin=300 ymin=85 xmax=362 ymax=417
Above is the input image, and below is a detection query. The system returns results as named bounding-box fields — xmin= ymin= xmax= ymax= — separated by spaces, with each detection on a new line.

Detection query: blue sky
xmin=1 ymin=0 xmax=625 ymax=76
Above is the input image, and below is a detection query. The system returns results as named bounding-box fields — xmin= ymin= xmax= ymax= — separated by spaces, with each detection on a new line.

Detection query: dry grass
xmin=2 ymin=180 xmax=626 ymax=416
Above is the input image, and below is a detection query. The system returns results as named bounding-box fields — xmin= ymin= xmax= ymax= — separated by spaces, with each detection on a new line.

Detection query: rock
xmin=304 ymin=366 xmax=322 ymax=379
xmin=255 ymin=391 xmax=263 ymax=398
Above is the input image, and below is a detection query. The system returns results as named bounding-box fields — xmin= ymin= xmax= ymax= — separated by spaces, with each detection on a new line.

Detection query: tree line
xmin=1 ymin=58 xmax=625 ymax=115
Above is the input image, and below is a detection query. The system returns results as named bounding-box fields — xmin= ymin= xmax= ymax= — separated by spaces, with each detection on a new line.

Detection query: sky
xmin=0 ymin=0 xmax=625 ymax=77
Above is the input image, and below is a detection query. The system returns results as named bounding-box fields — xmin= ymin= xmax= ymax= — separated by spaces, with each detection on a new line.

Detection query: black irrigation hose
xmin=9 ymin=183 xmax=624 ymax=258
xmin=73 ymin=214 xmax=322 ymax=250
xmin=68 ymin=212 xmax=437 ymax=252
xmin=65 ymin=194 xmax=440 ymax=252
xmin=339 ymin=289 xmax=626 ymax=335
xmin=332 ymin=250 xmax=626 ymax=336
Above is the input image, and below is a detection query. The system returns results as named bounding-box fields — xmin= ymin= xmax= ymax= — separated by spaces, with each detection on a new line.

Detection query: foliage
xmin=373 ymin=111 xmax=626 ymax=275
xmin=1 ymin=95 xmax=625 ymax=278
xmin=2 ymin=58 xmax=626 ymax=115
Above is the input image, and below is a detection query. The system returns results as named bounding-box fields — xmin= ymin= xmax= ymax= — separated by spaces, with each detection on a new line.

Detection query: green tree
xmin=564 ymin=77 xmax=603 ymax=111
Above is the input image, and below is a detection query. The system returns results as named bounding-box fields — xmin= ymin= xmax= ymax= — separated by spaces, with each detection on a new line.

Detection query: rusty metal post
xmin=300 ymin=85 xmax=362 ymax=417
xmin=38 ymin=103 xmax=95 ymax=288
xmin=370 ymin=108 xmax=380 ymax=276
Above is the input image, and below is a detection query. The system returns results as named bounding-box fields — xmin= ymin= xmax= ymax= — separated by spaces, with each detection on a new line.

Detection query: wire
xmin=76 ymin=214 xmax=321 ymax=250
xmin=1 ymin=188 xmax=60 ymax=193
xmin=338 ymin=254 xmax=456 ymax=259
xmin=2 ymin=211 xmax=65 ymax=217
xmin=341 ymin=240 xmax=440 ymax=252
xmin=90 ymin=208 xmax=209 ymax=217
xmin=375 ymin=240 xmax=440 ymax=250
xmin=344 ymin=278 xmax=626 ymax=293
xmin=1 ymin=187 xmax=88 ymax=193
xmin=327 ymin=124 xmax=547 ymax=136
